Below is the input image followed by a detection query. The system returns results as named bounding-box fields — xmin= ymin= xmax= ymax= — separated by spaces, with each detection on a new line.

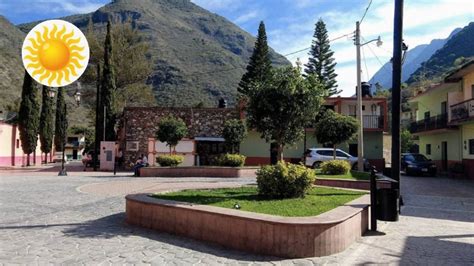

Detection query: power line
xmin=284 ymin=32 xmax=354 ymax=57
xmin=361 ymin=45 xmax=370 ymax=81
xmin=187 ymin=31 xmax=355 ymax=77
xmin=359 ymin=0 xmax=373 ymax=25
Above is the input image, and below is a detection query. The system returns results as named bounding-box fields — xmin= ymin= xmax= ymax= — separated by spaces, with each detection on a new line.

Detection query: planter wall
xmin=139 ymin=166 xmax=258 ymax=178
xmin=126 ymin=194 xmax=369 ymax=258
xmin=316 ymin=178 xmax=392 ymax=190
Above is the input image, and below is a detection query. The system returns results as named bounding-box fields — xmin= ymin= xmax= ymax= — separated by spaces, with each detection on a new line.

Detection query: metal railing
xmin=450 ymin=98 xmax=474 ymax=122
xmin=410 ymin=114 xmax=448 ymax=133
xmin=349 ymin=115 xmax=384 ymax=129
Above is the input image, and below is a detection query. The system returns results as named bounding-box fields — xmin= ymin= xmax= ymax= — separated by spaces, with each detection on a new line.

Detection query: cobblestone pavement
xmin=0 ymin=167 xmax=473 ymax=265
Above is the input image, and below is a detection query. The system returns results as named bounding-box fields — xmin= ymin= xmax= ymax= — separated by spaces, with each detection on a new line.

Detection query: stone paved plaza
xmin=0 ymin=166 xmax=473 ymax=265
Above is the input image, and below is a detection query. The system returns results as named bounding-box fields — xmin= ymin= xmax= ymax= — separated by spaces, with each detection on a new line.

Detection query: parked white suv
xmin=304 ymin=148 xmax=369 ymax=170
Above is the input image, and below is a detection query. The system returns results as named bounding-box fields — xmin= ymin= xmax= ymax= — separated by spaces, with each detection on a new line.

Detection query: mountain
xmin=369 ymin=27 xmax=461 ymax=89
xmin=0 ymin=15 xmax=25 ymax=111
xmin=407 ymin=22 xmax=474 ymax=83
xmin=17 ymin=0 xmax=290 ymax=108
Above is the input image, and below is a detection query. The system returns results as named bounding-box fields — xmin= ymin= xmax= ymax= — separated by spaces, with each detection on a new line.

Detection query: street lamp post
xmin=355 ymin=22 xmax=382 ymax=171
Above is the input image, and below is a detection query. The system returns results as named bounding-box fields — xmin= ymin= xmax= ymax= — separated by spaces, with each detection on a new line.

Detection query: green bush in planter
xmin=257 ymin=162 xmax=316 ymax=199
xmin=156 ymin=155 xmax=184 ymax=167
xmin=216 ymin=154 xmax=246 ymax=167
xmin=320 ymin=160 xmax=351 ymax=175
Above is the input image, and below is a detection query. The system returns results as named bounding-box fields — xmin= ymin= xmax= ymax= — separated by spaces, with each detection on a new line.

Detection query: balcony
xmin=410 ymin=114 xmax=454 ymax=134
xmin=349 ymin=115 xmax=385 ymax=130
xmin=65 ymin=140 xmax=85 ymax=148
xmin=450 ymin=98 xmax=474 ymax=123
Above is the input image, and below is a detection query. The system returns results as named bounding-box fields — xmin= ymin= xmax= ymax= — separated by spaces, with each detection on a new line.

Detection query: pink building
xmin=0 ymin=122 xmax=52 ymax=167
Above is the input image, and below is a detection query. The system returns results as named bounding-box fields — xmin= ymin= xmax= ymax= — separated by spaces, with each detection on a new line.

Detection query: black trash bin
xmin=376 ymin=188 xmax=399 ymax=221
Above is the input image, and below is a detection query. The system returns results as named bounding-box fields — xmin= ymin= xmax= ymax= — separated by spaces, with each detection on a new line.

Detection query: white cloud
xmin=191 ymin=0 xmax=243 ymax=12
xmin=234 ymin=10 xmax=259 ymax=24
xmin=267 ymin=0 xmax=473 ymax=96
xmin=36 ymin=0 xmax=102 ymax=14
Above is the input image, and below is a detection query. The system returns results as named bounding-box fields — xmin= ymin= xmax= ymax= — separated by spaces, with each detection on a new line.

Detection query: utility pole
xmin=391 ymin=0 xmax=404 ymax=191
xmin=355 ymin=21 xmax=364 ymax=171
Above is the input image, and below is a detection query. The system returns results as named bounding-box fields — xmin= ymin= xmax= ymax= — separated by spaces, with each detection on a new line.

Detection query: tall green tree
xmin=246 ymin=66 xmax=325 ymax=161
xmin=156 ymin=116 xmax=188 ymax=154
xmin=84 ymin=18 xmax=156 ymax=111
xmin=305 ymin=19 xmax=339 ymax=96
xmin=222 ymin=119 xmax=247 ymax=154
xmin=18 ymin=71 xmax=40 ymax=166
xmin=401 ymin=129 xmax=414 ymax=153
xmin=101 ymin=20 xmax=118 ymax=141
xmin=238 ymin=21 xmax=272 ymax=96
xmin=54 ymin=87 xmax=68 ymax=153
xmin=314 ymin=110 xmax=359 ymax=160
xmin=39 ymin=85 xmax=54 ymax=163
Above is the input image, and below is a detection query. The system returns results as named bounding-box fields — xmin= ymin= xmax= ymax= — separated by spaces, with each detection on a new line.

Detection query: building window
xmin=469 ymin=139 xmax=474 ymax=155
xmin=426 ymin=144 xmax=431 ymax=155
xmin=362 ymin=105 xmax=366 ymax=111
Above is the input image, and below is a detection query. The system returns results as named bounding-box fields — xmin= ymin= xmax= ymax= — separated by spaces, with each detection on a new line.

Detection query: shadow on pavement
xmin=399 ymin=234 xmax=474 ymax=265
xmin=62 ymin=212 xmax=280 ymax=262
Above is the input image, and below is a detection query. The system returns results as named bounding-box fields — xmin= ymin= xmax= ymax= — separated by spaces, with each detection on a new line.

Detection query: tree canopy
xmin=246 ymin=66 xmax=326 ymax=161
xmin=305 ymin=19 xmax=339 ymax=96
xmin=238 ymin=21 xmax=272 ymax=96
xmin=222 ymin=119 xmax=248 ymax=154
xmin=18 ymin=71 xmax=40 ymax=166
xmin=314 ymin=109 xmax=359 ymax=159
xmin=54 ymin=87 xmax=68 ymax=153
xmin=39 ymin=85 xmax=55 ymax=160
xmin=156 ymin=116 xmax=188 ymax=154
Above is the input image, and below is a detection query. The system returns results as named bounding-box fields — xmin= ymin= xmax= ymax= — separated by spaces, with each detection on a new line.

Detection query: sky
xmin=1 ymin=0 xmax=473 ymax=96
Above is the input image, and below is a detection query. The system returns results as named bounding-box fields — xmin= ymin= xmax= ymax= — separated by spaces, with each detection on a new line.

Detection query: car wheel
xmin=312 ymin=161 xmax=322 ymax=169
xmin=352 ymin=163 xmax=358 ymax=171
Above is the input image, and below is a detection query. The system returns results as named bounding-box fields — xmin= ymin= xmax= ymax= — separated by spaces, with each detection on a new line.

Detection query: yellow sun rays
xmin=22 ymin=20 xmax=89 ymax=87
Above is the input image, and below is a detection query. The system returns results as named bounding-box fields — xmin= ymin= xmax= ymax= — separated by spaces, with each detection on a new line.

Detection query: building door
xmin=72 ymin=149 xmax=78 ymax=160
xmin=441 ymin=101 xmax=447 ymax=115
xmin=349 ymin=144 xmax=358 ymax=157
xmin=441 ymin=141 xmax=448 ymax=171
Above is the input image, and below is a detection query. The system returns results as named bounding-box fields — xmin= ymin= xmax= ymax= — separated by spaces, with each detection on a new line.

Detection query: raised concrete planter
xmin=126 ymin=193 xmax=369 ymax=258
xmin=316 ymin=178 xmax=391 ymax=190
xmin=139 ymin=166 xmax=258 ymax=178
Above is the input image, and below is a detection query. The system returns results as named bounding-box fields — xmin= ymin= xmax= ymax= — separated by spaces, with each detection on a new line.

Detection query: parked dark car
xmin=401 ymin=153 xmax=437 ymax=176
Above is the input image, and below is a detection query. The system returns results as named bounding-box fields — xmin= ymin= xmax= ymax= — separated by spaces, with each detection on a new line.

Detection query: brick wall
xmin=119 ymin=107 xmax=240 ymax=165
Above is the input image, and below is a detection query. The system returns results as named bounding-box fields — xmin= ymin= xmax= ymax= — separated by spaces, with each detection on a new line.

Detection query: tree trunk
xmin=277 ymin=144 xmax=284 ymax=162
xmin=333 ymin=144 xmax=336 ymax=160
xmin=169 ymin=146 xmax=172 ymax=155
xmin=26 ymin=153 xmax=30 ymax=166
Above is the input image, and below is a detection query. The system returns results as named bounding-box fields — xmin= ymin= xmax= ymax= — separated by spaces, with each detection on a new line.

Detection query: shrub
xmin=256 ymin=162 xmax=316 ymax=199
xmin=156 ymin=155 xmax=184 ymax=167
xmin=215 ymin=154 xmax=246 ymax=167
xmin=320 ymin=160 xmax=351 ymax=175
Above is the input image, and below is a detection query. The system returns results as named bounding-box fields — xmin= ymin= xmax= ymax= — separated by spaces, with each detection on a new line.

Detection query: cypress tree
xmin=54 ymin=87 xmax=68 ymax=153
xmin=305 ymin=19 xmax=340 ymax=96
xmin=39 ymin=85 xmax=54 ymax=163
xmin=18 ymin=71 xmax=40 ymax=166
xmin=238 ymin=21 xmax=272 ymax=96
xmin=101 ymin=20 xmax=118 ymax=141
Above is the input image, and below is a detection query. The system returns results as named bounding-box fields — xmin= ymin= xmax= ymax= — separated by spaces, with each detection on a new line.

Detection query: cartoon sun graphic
xmin=22 ymin=20 xmax=89 ymax=87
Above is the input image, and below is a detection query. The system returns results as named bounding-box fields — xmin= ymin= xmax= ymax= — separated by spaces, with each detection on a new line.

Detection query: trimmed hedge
xmin=257 ymin=162 xmax=316 ymax=199
xmin=156 ymin=155 xmax=184 ymax=167
xmin=321 ymin=160 xmax=351 ymax=175
xmin=216 ymin=154 xmax=246 ymax=167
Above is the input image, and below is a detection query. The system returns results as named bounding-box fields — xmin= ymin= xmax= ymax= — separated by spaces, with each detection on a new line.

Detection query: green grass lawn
xmin=151 ymin=186 xmax=366 ymax=217
xmin=315 ymin=170 xmax=371 ymax=181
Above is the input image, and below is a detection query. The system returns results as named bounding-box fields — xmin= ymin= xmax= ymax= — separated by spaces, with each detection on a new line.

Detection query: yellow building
xmin=409 ymin=60 xmax=474 ymax=179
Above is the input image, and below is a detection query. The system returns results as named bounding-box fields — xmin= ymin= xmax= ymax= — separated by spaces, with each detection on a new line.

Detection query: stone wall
xmin=120 ymin=107 xmax=240 ymax=164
